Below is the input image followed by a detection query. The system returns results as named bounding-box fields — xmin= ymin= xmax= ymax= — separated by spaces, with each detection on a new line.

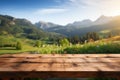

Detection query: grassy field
xmin=64 ymin=41 xmax=120 ymax=54
xmin=0 ymin=45 xmax=37 ymax=54
xmin=0 ymin=36 xmax=120 ymax=54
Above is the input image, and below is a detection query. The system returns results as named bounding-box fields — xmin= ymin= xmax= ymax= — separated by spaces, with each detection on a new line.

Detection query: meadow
xmin=0 ymin=36 xmax=120 ymax=55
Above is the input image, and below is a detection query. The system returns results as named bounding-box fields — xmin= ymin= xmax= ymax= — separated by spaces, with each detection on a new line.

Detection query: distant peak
xmin=97 ymin=15 xmax=113 ymax=20
xmin=100 ymin=15 xmax=106 ymax=18
xmin=94 ymin=15 xmax=112 ymax=24
xmin=38 ymin=21 xmax=48 ymax=24
xmin=98 ymin=15 xmax=108 ymax=20
xmin=81 ymin=19 xmax=92 ymax=22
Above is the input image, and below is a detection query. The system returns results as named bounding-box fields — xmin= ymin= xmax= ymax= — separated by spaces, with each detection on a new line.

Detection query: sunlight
xmin=103 ymin=0 xmax=120 ymax=16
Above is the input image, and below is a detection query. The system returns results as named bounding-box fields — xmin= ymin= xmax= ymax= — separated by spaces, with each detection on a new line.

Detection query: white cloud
xmin=54 ymin=0 xmax=61 ymax=3
xmin=32 ymin=0 xmax=120 ymax=25
xmin=80 ymin=0 xmax=120 ymax=15
xmin=68 ymin=0 xmax=120 ymax=8
xmin=67 ymin=0 xmax=120 ymax=13
xmin=67 ymin=0 xmax=101 ymax=7
xmin=69 ymin=0 xmax=77 ymax=2
xmin=35 ymin=8 xmax=68 ymax=15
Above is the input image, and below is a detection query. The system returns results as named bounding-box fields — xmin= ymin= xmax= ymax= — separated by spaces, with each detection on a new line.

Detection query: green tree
xmin=35 ymin=40 xmax=42 ymax=47
xmin=16 ymin=41 xmax=22 ymax=50
xmin=59 ymin=38 xmax=70 ymax=46
xmin=108 ymin=32 xmax=113 ymax=38
xmin=86 ymin=32 xmax=100 ymax=41
xmin=72 ymin=35 xmax=80 ymax=44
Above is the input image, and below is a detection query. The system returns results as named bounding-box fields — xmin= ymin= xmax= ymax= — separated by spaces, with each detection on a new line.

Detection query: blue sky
xmin=0 ymin=0 xmax=120 ymax=25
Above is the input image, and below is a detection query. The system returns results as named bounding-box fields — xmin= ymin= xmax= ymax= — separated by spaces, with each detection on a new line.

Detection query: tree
xmin=108 ymin=32 xmax=112 ymax=38
xmin=16 ymin=41 xmax=22 ymax=50
xmin=59 ymin=38 xmax=70 ymax=46
xmin=72 ymin=36 xmax=80 ymax=44
xmin=35 ymin=40 xmax=42 ymax=47
xmin=85 ymin=32 xmax=100 ymax=41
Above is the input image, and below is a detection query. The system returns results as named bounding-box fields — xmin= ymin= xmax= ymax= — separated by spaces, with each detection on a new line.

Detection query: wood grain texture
xmin=0 ymin=54 xmax=120 ymax=78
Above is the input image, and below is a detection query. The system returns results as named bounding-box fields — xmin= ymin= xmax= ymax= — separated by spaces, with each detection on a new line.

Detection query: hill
xmin=0 ymin=14 xmax=64 ymax=40
xmin=101 ymin=36 xmax=120 ymax=42
xmin=35 ymin=21 xmax=62 ymax=30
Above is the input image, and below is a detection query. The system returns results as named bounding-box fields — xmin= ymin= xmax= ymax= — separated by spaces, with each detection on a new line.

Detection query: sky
xmin=0 ymin=0 xmax=120 ymax=25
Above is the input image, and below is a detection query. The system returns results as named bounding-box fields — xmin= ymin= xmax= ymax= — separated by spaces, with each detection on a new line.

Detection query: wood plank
xmin=64 ymin=63 xmax=120 ymax=71
xmin=0 ymin=54 xmax=120 ymax=58
xmin=0 ymin=57 xmax=120 ymax=63
xmin=0 ymin=63 xmax=66 ymax=71
xmin=0 ymin=62 xmax=119 ymax=71
xmin=0 ymin=54 xmax=120 ymax=79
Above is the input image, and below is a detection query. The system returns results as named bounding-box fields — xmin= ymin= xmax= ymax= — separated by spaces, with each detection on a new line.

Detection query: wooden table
xmin=0 ymin=54 xmax=120 ymax=80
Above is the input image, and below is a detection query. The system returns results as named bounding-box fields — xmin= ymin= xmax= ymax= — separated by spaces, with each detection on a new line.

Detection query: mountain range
xmin=0 ymin=14 xmax=120 ymax=39
xmin=35 ymin=15 xmax=120 ymax=37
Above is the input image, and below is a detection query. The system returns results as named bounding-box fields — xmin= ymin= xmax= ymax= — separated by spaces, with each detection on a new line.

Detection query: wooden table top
xmin=0 ymin=54 xmax=120 ymax=78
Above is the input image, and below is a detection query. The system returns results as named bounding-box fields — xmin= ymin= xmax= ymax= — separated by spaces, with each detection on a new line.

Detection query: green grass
xmin=0 ymin=45 xmax=38 ymax=54
xmin=0 ymin=35 xmax=120 ymax=54
xmin=0 ymin=40 xmax=120 ymax=54
xmin=36 ymin=45 xmax=66 ymax=54
xmin=64 ymin=41 xmax=120 ymax=54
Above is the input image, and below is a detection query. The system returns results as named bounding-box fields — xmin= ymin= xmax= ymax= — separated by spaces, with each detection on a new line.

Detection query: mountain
xmin=35 ymin=19 xmax=93 ymax=31
xmin=35 ymin=15 xmax=113 ymax=31
xmin=0 ymin=14 xmax=64 ymax=39
xmin=35 ymin=15 xmax=120 ymax=37
xmin=67 ymin=19 xmax=93 ymax=28
xmin=35 ymin=21 xmax=62 ymax=30
xmin=94 ymin=15 xmax=113 ymax=25
xmin=1 ymin=14 xmax=119 ymax=39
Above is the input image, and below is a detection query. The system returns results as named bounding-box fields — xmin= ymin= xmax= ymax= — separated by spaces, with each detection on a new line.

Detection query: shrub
xmin=16 ymin=41 xmax=22 ymax=50
xmin=35 ymin=40 xmax=42 ymax=48
xmin=59 ymin=38 xmax=70 ymax=46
